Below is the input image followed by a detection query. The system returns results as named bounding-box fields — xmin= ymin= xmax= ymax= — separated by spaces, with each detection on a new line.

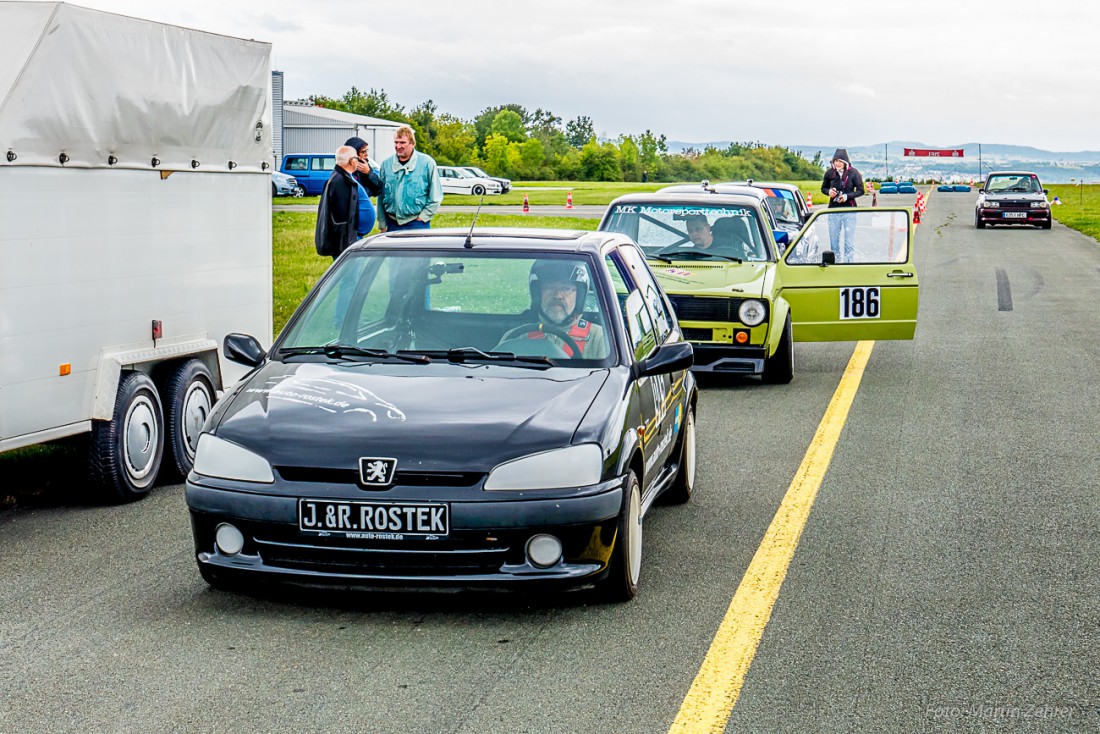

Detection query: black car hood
xmin=983 ymin=191 xmax=1046 ymax=203
xmin=211 ymin=361 xmax=610 ymax=472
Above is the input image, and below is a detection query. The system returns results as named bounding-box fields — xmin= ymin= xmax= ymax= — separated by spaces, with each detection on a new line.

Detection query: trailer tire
xmin=164 ymin=359 xmax=215 ymax=480
xmin=89 ymin=371 xmax=165 ymax=503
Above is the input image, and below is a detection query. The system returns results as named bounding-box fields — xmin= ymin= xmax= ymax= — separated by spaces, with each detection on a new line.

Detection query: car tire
xmin=472 ymin=184 xmax=486 ymax=196
xmin=975 ymin=211 xmax=986 ymax=229
xmin=663 ymin=406 xmax=696 ymax=505
xmin=762 ymin=316 xmax=794 ymax=384
xmin=294 ymin=186 xmax=305 ymax=198
xmin=164 ymin=359 xmax=216 ymax=480
xmin=602 ymin=471 xmax=643 ymax=602
xmin=271 ymin=182 xmax=278 ymax=196
xmin=1040 ymin=220 xmax=1052 ymax=230
xmin=88 ymin=371 xmax=165 ymax=503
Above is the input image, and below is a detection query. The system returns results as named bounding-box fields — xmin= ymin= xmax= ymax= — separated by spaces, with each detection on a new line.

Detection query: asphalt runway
xmin=2 ymin=189 xmax=1098 ymax=732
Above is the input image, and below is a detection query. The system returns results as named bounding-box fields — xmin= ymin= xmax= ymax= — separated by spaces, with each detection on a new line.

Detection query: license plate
xmin=1003 ymin=212 xmax=1027 ymax=219
xmin=299 ymin=499 xmax=449 ymax=539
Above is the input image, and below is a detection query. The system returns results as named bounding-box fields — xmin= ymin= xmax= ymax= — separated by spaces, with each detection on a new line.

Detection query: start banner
xmin=904 ymin=148 xmax=965 ymax=157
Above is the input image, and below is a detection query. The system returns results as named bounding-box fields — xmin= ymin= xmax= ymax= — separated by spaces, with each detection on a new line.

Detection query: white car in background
xmin=461 ymin=166 xmax=512 ymax=193
xmin=438 ymin=166 xmax=503 ymax=196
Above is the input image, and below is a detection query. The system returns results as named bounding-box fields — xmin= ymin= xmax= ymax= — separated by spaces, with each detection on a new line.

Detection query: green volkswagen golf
xmin=598 ymin=193 xmax=919 ymax=382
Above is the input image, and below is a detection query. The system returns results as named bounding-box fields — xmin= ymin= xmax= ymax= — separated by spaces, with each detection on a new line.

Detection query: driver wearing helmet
xmin=497 ymin=260 xmax=609 ymax=358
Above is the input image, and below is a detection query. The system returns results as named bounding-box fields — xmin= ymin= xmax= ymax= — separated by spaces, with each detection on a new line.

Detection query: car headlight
xmin=738 ymin=299 xmax=767 ymax=327
xmin=1031 ymin=201 xmax=1049 ymax=208
xmin=192 ymin=433 xmax=275 ymax=483
xmin=983 ymin=200 xmax=1000 ymax=208
xmin=484 ymin=444 xmax=603 ymax=490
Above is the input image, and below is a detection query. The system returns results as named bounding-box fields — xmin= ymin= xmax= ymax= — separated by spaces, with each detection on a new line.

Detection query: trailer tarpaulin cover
xmin=0 ymin=2 xmax=271 ymax=171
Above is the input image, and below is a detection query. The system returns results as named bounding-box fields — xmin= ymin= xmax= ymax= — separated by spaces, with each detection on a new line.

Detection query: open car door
xmin=777 ymin=207 xmax=919 ymax=341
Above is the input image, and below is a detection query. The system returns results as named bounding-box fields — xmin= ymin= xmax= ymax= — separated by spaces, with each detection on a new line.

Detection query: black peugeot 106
xmin=185 ymin=229 xmax=697 ymax=601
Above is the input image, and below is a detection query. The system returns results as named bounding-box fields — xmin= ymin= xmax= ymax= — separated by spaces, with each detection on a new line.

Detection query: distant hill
xmin=666 ymin=140 xmax=1100 ymax=183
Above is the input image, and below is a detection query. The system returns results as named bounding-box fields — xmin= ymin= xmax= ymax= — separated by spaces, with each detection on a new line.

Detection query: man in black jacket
xmin=314 ymin=146 xmax=359 ymax=260
xmin=820 ymin=148 xmax=864 ymax=261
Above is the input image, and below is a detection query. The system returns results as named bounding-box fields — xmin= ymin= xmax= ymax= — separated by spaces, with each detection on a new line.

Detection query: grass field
xmin=1047 ymin=184 xmax=1100 ymax=240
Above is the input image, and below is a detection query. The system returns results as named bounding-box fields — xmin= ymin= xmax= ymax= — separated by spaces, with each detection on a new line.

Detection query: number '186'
xmin=839 ymin=287 xmax=880 ymax=319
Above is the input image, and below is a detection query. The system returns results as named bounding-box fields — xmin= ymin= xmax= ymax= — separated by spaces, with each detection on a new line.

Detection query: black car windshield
xmin=986 ymin=174 xmax=1041 ymax=193
xmin=278 ymin=251 xmax=617 ymax=367
xmin=602 ymin=202 xmax=772 ymax=262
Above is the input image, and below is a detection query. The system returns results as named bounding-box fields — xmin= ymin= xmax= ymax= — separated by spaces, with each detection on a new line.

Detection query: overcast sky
xmin=62 ymin=0 xmax=1100 ymax=152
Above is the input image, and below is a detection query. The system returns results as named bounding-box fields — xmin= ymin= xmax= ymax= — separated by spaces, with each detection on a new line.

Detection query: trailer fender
xmin=91 ymin=339 xmax=221 ymax=420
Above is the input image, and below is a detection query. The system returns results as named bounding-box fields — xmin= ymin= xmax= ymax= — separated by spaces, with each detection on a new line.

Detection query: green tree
xmin=490 ymin=109 xmax=527 ymax=143
xmin=566 ymin=116 xmax=595 ymax=148
xmin=579 ymin=139 xmax=622 ymax=181
xmin=431 ymin=114 xmax=477 ymax=166
xmin=473 ymin=104 xmax=528 ymax=149
xmin=309 ymin=87 xmax=407 ymax=122
xmin=482 ymin=133 xmax=520 ymax=176
xmin=618 ymin=136 xmax=641 ymax=181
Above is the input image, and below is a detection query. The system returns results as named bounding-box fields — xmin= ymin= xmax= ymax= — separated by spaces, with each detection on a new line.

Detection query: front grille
xmin=256 ymin=538 xmax=511 ymax=576
xmin=668 ymin=296 xmax=740 ymax=322
xmin=275 ymin=466 xmax=484 ymax=489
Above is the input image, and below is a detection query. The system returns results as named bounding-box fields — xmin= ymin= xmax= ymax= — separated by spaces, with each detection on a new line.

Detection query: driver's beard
xmin=541 ymin=304 xmax=570 ymax=325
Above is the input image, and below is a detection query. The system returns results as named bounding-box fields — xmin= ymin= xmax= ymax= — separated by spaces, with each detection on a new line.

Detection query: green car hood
xmin=648 ymin=261 xmax=770 ymax=298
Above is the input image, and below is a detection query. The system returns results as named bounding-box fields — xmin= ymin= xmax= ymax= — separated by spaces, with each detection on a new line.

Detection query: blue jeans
xmin=828 ymin=210 xmax=856 ymax=262
xmin=385 ymin=216 xmax=430 ymax=232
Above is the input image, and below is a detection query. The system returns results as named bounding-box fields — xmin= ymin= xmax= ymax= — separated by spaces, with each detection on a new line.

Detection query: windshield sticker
xmin=664 ymin=268 xmax=693 ymax=277
xmin=613 ymin=204 xmax=752 ymax=218
xmin=247 ymin=375 xmax=406 ymax=421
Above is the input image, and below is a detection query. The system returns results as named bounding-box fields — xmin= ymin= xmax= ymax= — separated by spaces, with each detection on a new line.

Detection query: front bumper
xmin=977 ymin=208 xmax=1050 ymax=225
xmin=186 ymin=478 xmax=625 ymax=590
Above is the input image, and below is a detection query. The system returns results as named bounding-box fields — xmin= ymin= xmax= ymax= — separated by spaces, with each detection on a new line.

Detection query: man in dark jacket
xmin=314 ymin=145 xmax=359 ymax=260
xmin=820 ymin=148 xmax=864 ymax=261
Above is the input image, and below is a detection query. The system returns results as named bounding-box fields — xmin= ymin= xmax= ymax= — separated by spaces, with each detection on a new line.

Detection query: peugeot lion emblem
xmin=359 ymin=457 xmax=397 ymax=487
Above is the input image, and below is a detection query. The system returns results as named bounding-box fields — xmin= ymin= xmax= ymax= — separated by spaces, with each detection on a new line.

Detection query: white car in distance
xmin=438 ymin=166 xmax=503 ymax=196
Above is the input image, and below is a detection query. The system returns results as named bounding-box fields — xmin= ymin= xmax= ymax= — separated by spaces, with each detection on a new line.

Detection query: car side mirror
xmin=1043 ymin=189 xmax=1049 ymax=195
xmin=224 ymin=333 xmax=266 ymax=367
xmin=821 ymin=250 xmax=836 ymax=266
xmin=637 ymin=341 xmax=693 ymax=377
xmin=773 ymin=230 xmax=790 ymax=246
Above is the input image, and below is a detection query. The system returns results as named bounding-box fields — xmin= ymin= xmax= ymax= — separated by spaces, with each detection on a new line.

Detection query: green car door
xmin=777 ymin=207 xmax=919 ymax=342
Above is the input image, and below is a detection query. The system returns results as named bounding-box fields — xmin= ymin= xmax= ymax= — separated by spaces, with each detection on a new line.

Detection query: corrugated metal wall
xmin=271 ymin=71 xmax=284 ymax=167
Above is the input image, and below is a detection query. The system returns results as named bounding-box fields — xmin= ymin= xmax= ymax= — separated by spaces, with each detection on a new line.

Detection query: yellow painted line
xmin=668 ymin=341 xmax=876 ymax=733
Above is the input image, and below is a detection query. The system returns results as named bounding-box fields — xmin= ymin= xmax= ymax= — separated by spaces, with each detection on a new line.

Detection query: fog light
xmin=215 ymin=523 xmax=245 ymax=556
xmin=526 ymin=534 xmax=563 ymax=568
xmin=735 ymin=330 xmax=749 ymax=344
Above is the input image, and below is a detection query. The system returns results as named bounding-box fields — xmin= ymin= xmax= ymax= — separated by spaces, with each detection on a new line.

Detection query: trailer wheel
xmin=164 ymin=359 xmax=215 ymax=479
xmin=89 ymin=371 xmax=165 ymax=503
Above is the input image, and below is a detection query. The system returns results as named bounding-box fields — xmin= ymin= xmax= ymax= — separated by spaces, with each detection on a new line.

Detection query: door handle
xmin=887 ymin=271 xmax=914 ymax=278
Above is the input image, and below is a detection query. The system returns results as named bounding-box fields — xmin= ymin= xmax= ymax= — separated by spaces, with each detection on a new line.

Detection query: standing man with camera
xmin=821 ymin=148 xmax=864 ymax=261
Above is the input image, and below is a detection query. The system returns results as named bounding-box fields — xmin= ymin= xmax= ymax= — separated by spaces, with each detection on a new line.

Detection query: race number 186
xmin=839 ymin=287 xmax=880 ymax=319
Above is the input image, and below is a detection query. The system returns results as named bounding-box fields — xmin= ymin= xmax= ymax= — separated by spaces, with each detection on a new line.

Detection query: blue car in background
xmin=281 ymin=153 xmax=378 ymax=196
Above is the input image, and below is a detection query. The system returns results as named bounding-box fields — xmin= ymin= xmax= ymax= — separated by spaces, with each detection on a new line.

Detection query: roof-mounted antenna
xmin=464 ymin=194 xmax=485 ymax=248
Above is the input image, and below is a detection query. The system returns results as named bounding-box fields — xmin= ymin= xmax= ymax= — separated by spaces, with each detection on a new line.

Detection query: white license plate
xmin=1003 ymin=212 xmax=1027 ymax=219
xmin=299 ymin=499 xmax=449 ymax=538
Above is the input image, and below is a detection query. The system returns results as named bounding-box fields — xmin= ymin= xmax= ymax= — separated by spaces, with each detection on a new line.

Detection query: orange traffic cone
xmin=913 ymin=197 xmax=922 ymax=224
xmin=871 ymin=183 xmax=878 ymax=207
xmin=805 ymin=192 xmax=813 ymax=208
xmin=565 ymin=191 xmax=574 ymax=209
xmin=522 ymin=193 xmax=530 ymax=214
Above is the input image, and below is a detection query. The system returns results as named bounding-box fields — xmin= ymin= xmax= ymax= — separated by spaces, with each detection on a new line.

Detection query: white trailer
xmin=0 ymin=3 xmax=273 ymax=501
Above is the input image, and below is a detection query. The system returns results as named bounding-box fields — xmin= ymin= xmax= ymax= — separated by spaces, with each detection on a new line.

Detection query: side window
xmin=314 ymin=157 xmax=336 ymax=171
xmin=284 ymin=157 xmax=307 ymax=172
xmin=618 ymin=246 xmax=671 ymax=342
xmin=605 ymin=251 xmax=657 ymax=360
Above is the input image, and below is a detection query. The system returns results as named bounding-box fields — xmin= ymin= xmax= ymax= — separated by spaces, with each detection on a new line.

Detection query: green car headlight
xmin=738 ymin=299 xmax=766 ymax=327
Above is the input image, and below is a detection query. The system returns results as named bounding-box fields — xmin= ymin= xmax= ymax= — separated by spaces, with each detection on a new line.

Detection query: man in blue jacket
xmin=377 ymin=125 xmax=443 ymax=232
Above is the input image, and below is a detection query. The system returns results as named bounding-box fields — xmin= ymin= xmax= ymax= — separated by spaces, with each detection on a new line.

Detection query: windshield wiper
xmin=660 ymin=250 xmax=743 ymax=263
xmin=278 ymin=345 xmax=431 ymax=363
xmin=408 ymin=347 xmax=553 ymax=368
